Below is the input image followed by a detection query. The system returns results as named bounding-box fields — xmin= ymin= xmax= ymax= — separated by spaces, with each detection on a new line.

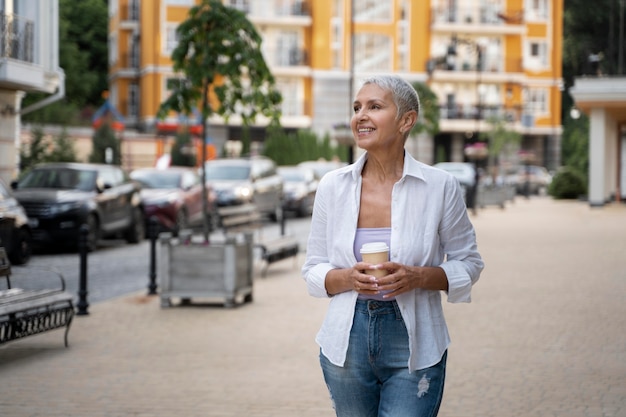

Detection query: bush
xmin=548 ymin=167 xmax=587 ymax=199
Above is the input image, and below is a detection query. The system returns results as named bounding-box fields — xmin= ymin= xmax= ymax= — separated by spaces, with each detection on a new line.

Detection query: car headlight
xmin=49 ymin=201 xmax=83 ymax=216
xmin=234 ymin=186 xmax=253 ymax=200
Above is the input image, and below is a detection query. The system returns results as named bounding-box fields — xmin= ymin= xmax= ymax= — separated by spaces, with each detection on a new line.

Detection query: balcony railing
xmin=439 ymin=104 xmax=523 ymax=123
xmin=229 ymin=0 xmax=310 ymax=17
xmin=269 ymin=47 xmax=308 ymax=67
xmin=432 ymin=7 xmax=524 ymax=25
xmin=428 ymin=56 xmax=524 ymax=74
xmin=0 ymin=13 xmax=34 ymax=63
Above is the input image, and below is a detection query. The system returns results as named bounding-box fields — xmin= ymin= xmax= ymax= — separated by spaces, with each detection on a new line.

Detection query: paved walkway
xmin=1 ymin=197 xmax=624 ymax=417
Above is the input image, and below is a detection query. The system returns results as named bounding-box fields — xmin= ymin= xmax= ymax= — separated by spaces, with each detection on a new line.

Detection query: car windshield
xmin=278 ymin=170 xmax=305 ymax=182
xmin=131 ymin=171 xmax=181 ymax=189
xmin=19 ymin=168 xmax=97 ymax=191
xmin=204 ymin=165 xmax=250 ymax=180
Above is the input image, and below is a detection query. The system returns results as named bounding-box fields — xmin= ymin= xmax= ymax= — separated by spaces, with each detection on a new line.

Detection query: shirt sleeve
xmin=302 ymin=175 xmax=335 ymax=298
xmin=438 ymin=176 xmax=484 ymax=303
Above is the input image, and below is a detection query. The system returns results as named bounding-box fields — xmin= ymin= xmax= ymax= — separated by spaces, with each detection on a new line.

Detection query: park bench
xmin=0 ymin=247 xmax=74 ymax=347
xmin=218 ymin=204 xmax=300 ymax=277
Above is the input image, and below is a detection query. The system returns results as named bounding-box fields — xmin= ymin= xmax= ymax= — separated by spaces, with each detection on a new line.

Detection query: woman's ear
xmin=402 ymin=110 xmax=418 ymax=131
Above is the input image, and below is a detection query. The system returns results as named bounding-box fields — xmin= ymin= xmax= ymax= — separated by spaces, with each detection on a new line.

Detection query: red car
xmin=130 ymin=167 xmax=217 ymax=236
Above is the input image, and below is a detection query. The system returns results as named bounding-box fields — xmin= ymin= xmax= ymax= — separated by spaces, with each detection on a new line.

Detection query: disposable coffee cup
xmin=360 ymin=242 xmax=389 ymax=278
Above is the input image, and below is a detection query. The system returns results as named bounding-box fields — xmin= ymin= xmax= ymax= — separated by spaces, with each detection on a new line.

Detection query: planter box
xmin=158 ymin=232 xmax=254 ymax=308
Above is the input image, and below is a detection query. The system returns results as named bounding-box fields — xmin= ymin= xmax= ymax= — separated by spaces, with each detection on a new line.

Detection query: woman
xmin=302 ymin=75 xmax=484 ymax=417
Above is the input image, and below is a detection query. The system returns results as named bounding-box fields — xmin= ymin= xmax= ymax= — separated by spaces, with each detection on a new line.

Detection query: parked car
xmin=297 ymin=159 xmax=347 ymax=179
xmin=11 ymin=163 xmax=144 ymax=251
xmin=202 ymin=156 xmax=284 ymax=221
xmin=0 ymin=178 xmax=32 ymax=264
xmin=130 ymin=166 xmax=218 ymax=236
xmin=277 ymin=165 xmax=319 ymax=217
xmin=515 ymin=165 xmax=553 ymax=195
xmin=433 ymin=162 xmax=478 ymax=206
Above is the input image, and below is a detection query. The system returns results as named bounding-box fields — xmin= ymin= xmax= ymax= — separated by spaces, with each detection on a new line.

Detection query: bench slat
xmin=0 ymin=291 xmax=74 ymax=316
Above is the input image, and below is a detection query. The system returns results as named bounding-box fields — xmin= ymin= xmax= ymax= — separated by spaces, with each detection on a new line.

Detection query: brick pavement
xmin=0 ymin=197 xmax=624 ymax=417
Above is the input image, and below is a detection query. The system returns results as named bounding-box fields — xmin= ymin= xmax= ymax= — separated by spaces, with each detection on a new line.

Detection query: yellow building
xmin=107 ymin=0 xmax=563 ymax=168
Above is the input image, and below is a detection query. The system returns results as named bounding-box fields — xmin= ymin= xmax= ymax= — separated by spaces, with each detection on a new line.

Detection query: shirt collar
xmin=345 ymin=151 xmax=427 ymax=182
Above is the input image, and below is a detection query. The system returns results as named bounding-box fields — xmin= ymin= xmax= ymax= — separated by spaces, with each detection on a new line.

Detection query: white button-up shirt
xmin=302 ymin=151 xmax=484 ymax=371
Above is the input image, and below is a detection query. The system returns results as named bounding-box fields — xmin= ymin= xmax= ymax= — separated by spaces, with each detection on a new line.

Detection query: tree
xmin=170 ymin=129 xmax=196 ymax=167
xmin=19 ymin=127 xmax=78 ymax=174
xmin=479 ymin=116 xmax=522 ymax=177
xmin=22 ymin=0 xmax=109 ymax=125
xmin=89 ymin=123 xmax=121 ymax=165
xmin=410 ymin=82 xmax=440 ymax=136
xmin=157 ymin=0 xmax=282 ymax=241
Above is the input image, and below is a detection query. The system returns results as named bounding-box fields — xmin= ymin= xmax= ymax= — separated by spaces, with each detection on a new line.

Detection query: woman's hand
xmin=368 ymin=262 xmax=449 ymax=298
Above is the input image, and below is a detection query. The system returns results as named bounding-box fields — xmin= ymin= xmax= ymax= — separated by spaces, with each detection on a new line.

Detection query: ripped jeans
xmin=320 ymin=299 xmax=447 ymax=417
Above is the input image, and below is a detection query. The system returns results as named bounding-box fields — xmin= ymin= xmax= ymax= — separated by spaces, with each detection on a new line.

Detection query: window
xmin=128 ymin=83 xmax=139 ymax=119
xmin=164 ymin=23 xmax=180 ymax=55
xmin=165 ymin=0 xmax=194 ymax=5
xmin=354 ymin=33 xmax=391 ymax=72
xmin=331 ymin=17 xmax=343 ymax=69
xmin=524 ymin=88 xmax=548 ymax=115
xmin=525 ymin=0 xmax=548 ymax=20
xmin=109 ymin=34 xmax=118 ymax=66
xmin=354 ymin=0 xmax=391 ymax=21
xmin=227 ymin=0 xmax=250 ymax=13
xmin=525 ymin=40 xmax=548 ymax=70
xmin=276 ymin=77 xmax=299 ymax=117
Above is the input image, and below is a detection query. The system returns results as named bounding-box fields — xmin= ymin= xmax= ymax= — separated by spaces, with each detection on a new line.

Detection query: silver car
xmin=202 ymin=156 xmax=284 ymax=221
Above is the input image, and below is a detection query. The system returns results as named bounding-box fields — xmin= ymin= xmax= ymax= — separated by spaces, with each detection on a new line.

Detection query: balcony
xmin=242 ymin=1 xmax=312 ymax=27
xmin=427 ymin=56 xmax=525 ymax=84
xmin=0 ymin=13 xmax=34 ymax=64
xmin=431 ymin=7 xmax=525 ymax=35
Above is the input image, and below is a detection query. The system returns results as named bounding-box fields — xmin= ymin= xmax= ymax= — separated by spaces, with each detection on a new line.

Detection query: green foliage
xmin=157 ymin=0 xmax=282 ymax=129
xmin=170 ymin=130 xmax=196 ymax=167
xmin=19 ymin=127 xmax=78 ymax=173
xmin=548 ymin=166 xmax=587 ymax=199
xmin=479 ymin=116 xmax=522 ymax=170
xmin=89 ymin=123 xmax=121 ymax=165
xmin=410 ymin=82 xmax=440 ymax=136
xmin=46 ymin=128 xmax=77 ymax=163
xmin=22 ymin=0 xmax=108 ymax=124
xmin=561 ymin=113 xmax=589 ymax=178
xmin=263 ymin=128 xmax=346 ymax=166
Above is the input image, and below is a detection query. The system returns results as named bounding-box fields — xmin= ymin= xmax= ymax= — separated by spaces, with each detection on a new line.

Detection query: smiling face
xmin=351 ymin=83 xmax=411 ymax=153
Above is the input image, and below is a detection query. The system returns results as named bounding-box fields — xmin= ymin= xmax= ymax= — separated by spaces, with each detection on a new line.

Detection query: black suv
xmin=0 ymin=178 xmax=32 ymax=264
xmin=11 ymin=163 xmax=144 ymax=251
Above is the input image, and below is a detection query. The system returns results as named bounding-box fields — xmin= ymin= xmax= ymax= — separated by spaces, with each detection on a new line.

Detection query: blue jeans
xmin=320 ymin=299 xmax=447 ymax=417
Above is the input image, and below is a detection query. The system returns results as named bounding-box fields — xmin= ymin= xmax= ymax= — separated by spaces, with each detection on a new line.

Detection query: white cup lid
xmin=360 ymin=242 xmax=389 ymax=254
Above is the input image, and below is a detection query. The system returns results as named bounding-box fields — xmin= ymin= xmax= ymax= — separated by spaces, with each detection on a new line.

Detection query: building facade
xmin=107 ymin=0 xmax=563 ymax=169
xmin=0 ymin=0 xmax=64 ymax=184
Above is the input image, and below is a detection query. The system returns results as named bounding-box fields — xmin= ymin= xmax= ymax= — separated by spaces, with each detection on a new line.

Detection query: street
xmin=9 ymin=215 xmax=313 ymax=305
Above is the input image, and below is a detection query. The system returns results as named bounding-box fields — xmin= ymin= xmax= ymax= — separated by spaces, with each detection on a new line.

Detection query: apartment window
xmin=354 ymin=33 xmax=391 ymax=72
xmin=524 ymin=88 xmax=548 ymax=115
xmin=276 ymin=78 xmax=299 ymax=117
xmin=128 ymin=83 xmax=139 ymax=119
xmin=525 ymin=40 xmax=548 ymax=70
xmin=276 ymin=31 xmax=300 ymax=66
xmin=331 ymin=17 xmax=343 ymax=69
xmin=164 ymin=24 xmax=180 ymax=54
xmin=397 ymin=1 xmax=410 ymax=72
xmin=354 ymin=0 xmax=391 ymax=21
xmin=165 ymin=0 xmax=194 ymax=5
xmin=525 ymin=0 xmax=548 ymax=20
xmin=109 ymin=34 xmax=118 ymax=66
xmin=227 ymin=0 xmax=250 ymax=13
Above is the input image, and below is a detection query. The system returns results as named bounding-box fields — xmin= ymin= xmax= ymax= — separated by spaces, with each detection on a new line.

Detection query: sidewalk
xmin=0 ymin=197 xmax=624 ymax=417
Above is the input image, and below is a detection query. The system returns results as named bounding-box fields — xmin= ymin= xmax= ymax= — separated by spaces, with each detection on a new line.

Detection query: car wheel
xmin=8 ymin=228 xmax=32 ymax=265
xmin=85 ymin=214 xmax=100 ymax=252
xmin=125 ymin=207 xmax=144 ymax=244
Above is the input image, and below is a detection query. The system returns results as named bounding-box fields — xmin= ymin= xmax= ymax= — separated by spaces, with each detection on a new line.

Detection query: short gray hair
xmin=360 ymin=75 xmax=420 ymax=120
